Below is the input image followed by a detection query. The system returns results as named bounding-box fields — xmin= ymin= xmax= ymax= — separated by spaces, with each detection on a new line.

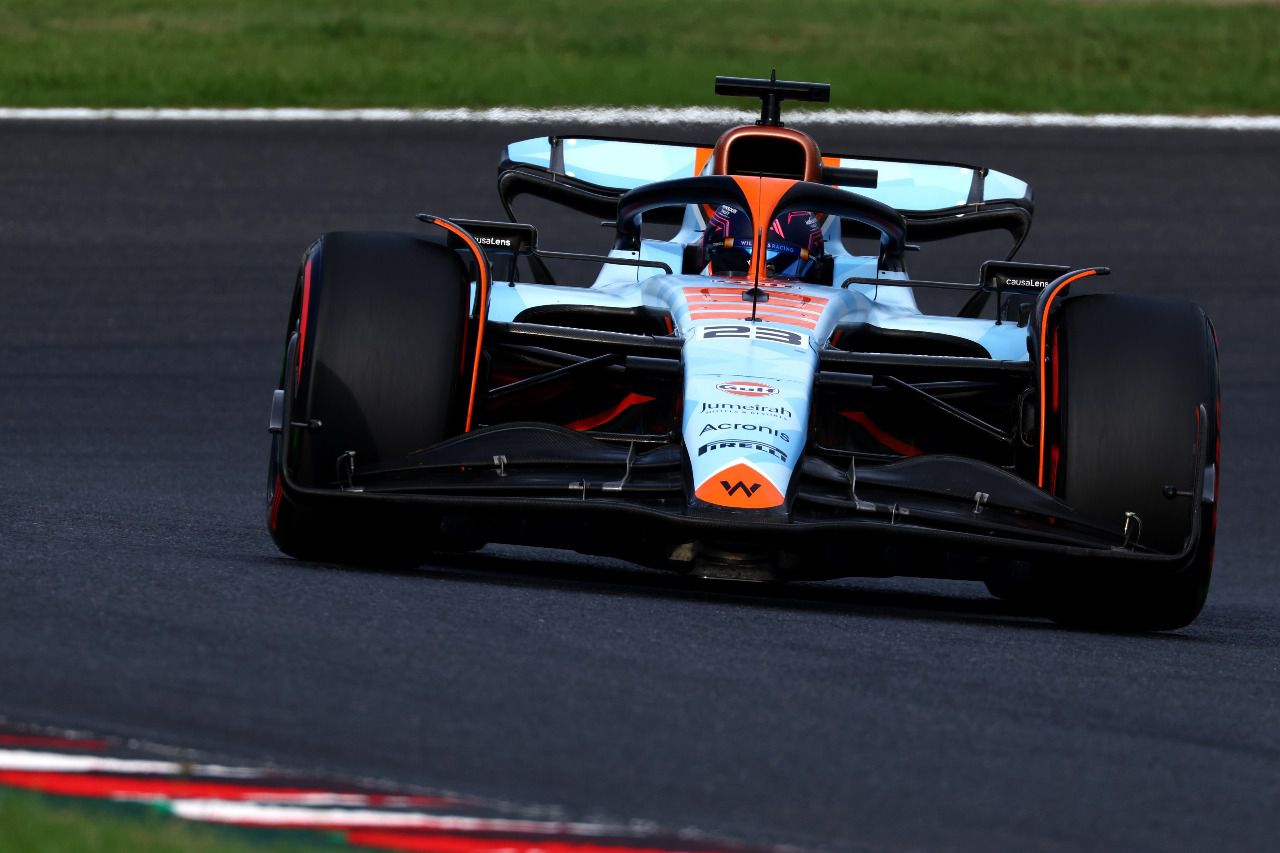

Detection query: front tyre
xmin=1045 ymin=294 xmax=1220 ymax=631
xmin=267 ymin=231 xmax=473 ymax=565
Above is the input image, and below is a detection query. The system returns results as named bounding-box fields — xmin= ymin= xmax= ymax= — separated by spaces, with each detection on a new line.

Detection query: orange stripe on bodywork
xmin=684 ymin=286 xmax=753 ymax=298
xmin=1037 ymin=269 xmax=1098 ymax=488
xmin=428 ymin=219 xmax=492 ymax=433
xmin=686 ymin=286 xmax=830 ymax=298
xmin=691 ymin=300 xmax=823 ymax=315
xmin=685 ymin=282 xmax=827 ymax=329
xmin=684 ymin=287 xmax=827 ymax=314
xmin=682 ymin=288 xmax=829 ymax=306
xmin=756 ymin=304 xmax=825 ymax=320
xmin=688 ymin=307 xmax=822 ymax=320
xmin=688 ymin=309 xmax=819 ymax=330
xmin=694 ymin=146 xmax=713 ymax=177
xmin=764 ymin=291 xmax=829 ymax=306
xmin=729 ymin=175 xmax=800 ymax=286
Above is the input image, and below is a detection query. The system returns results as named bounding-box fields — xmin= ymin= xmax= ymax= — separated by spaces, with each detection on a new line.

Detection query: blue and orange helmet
xmin=702 ymin=205 xmax=824 ymax=280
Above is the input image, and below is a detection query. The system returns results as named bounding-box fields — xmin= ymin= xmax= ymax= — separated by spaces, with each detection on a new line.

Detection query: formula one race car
xmin=266 ymin=75 xmax=1220 ymax=630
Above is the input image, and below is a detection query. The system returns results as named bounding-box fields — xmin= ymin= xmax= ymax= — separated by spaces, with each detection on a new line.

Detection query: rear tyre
xmin=1044 ymin=294 xmax=1220 ymax=631
xmin=267 ymin=231 xmax=473 ymax=565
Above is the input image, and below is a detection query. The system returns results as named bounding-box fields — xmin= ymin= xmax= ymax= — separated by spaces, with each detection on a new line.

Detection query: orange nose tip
xmin=695 ymin=462 xmax=784 ymax=509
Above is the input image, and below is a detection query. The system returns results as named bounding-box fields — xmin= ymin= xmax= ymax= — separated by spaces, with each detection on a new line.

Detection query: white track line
xmin=0 ymin=749 xmax=264 ymax=778
xmin=0 ymin=106 xmax=1277 ymax=130
xmin=171 ymin=800 xmax=618 ymax=835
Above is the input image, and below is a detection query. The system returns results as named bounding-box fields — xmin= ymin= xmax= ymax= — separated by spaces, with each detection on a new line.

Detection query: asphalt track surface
xmin=0 ymin=120 xmax=1277 ymax=852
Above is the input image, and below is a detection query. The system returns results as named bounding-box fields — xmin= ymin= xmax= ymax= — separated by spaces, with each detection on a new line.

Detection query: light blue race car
xmin=266 ymin=75 xmax=1220 ymax=631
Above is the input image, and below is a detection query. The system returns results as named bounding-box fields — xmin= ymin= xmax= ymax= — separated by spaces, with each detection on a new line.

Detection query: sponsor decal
xmin=698 ymin=422 xmax=790 ymax=441
xmin=699 ymin=401 xmax=794 ymax=421
xmin=980 ymin=262 xmax=1070 ymax=293
xmin=444 ymin=220 xmax=538 ymax=255
xmin=717 ymin=381 xmax=778 ymax=398
xmin=999 ymin=276 xmax=1050 ymax=289
xmin=698 ymin=439 xmax=788 ymax=462
xmin=694 ymin=461 xmax=785 ymax=509
xmin=696 ymin=324 xmax=810 ymax=348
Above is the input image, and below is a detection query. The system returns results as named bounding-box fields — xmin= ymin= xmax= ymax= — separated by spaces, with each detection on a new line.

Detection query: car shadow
xmin=373 ymin=545 xmax=1200 ymax=641
xmin=265 ymin=543 xmax=1207 ymax=640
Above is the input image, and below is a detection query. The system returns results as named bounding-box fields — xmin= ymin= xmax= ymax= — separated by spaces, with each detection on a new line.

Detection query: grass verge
xmin=0 ymin=0 xmax=1276 ymax=113
xmin=0 ymin=789 xmax=334 ymax=853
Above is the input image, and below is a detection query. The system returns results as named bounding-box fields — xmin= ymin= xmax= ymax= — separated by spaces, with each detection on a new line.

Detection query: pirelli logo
xmin=698 ymin=439 xmax=788 ymax=462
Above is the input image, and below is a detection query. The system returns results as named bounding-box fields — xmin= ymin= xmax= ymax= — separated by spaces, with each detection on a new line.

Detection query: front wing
xmin=276 ymin=407 xmax=1210 ymax=582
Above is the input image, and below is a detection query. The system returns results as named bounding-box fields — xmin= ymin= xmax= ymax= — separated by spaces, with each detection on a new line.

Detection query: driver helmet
xmin=702 ymin=205 xmax=823 ymax=280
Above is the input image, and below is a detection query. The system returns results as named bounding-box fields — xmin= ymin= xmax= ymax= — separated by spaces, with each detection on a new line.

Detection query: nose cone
xmin=682 ymin=349 xmax=816 ymax=513
xmin=694 ymin=460 xmax=786 ymax=509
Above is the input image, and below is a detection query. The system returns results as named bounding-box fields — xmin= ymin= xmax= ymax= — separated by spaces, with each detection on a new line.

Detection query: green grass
xmin=0 ymin=789 xmax=336 ymax=853
xmin=0 ymin=0 xmax=1277 ymax=112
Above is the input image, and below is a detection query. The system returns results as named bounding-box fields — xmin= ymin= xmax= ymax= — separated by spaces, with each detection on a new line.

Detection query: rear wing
xmin=498 ymin=135 xmax=1035 ymax=257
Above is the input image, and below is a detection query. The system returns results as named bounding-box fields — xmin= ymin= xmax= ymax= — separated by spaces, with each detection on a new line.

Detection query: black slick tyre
xmin=267 ymin=231 xmax=473 ymax=565
xmin=1044 ymin=294 xmax=1220 ymax=631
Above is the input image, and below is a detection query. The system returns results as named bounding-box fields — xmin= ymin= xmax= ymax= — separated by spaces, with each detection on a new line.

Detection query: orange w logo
xmin=696 ymin=462 xmax=783 ymax=509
